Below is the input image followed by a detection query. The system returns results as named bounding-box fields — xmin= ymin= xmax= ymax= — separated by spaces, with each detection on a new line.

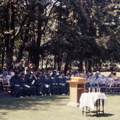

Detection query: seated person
xmin=58 ymin=73 xmax=66 ymax=95
xmin=26 ymin=74 xmax=37 ymax=96
xmin=44 ymin=74 xmax=52 ymax=96
xmin=51 ymin=76 xmax=59 ymax=95
xmin=10 ymin=74 xmax=24 ymax=97
xmin=98 ymin=75 xmax=106 ymax=86
xmin=87 ymin=76 xmax=98 ymax=87
xmin=106 ymin=74 xmax=114 ymax=87
xmin=86 ymin=76 xmax=94 ymax=87
xmin=35 ymin=74 xmax=44 ymax=96
xmin=20 ymin=74 xmax=32 ymax=96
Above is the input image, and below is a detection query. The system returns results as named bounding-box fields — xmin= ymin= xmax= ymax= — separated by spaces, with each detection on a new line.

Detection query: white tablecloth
xmin=79 ymin=92 xmax=107 ymax=110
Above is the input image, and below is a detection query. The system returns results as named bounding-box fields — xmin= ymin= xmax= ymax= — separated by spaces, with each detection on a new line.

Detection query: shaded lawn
xmin=0 ymin=94 xmax=120 ymax=120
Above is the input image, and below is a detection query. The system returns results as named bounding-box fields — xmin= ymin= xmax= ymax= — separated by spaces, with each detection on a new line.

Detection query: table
xmin=79 ymin=92 xmax=107 ymax=116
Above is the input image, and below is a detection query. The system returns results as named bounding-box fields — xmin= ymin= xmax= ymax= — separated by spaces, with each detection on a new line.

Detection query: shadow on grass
xmin=0 ymin=95 xmax=69 ymax=111
xmin=87 ymin=113 xmax=114 ymax=117
xmin=0 ymin=112 xmax=8 ymax=115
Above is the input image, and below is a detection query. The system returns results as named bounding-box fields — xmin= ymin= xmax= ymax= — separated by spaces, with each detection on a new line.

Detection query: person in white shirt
xmin=86 ymin=76 xmax=95 ymax=87
xmin=98 ymin=75 xmax=107 ymax=86
xmin=10 ymin=69 xmax=15 ymax=77
xmin=106 ymin=74 xmax=114 ymax=87
xmin=5 ymin=72 xmax=13 ymax=85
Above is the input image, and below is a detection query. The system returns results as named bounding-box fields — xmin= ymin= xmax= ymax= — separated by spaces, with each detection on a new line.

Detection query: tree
xmin=0 ymin=0 xmax=119 ymax=72
xmin=0 ymin=0 xmax=29 ymax=69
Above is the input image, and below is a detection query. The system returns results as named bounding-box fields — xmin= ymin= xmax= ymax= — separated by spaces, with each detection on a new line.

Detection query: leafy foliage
xmin=0 ymin=0 xmax=120 ymax=71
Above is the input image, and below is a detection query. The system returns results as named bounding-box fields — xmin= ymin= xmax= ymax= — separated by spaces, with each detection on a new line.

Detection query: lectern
xmin=67 ymin=77 xmax=88 ymax=107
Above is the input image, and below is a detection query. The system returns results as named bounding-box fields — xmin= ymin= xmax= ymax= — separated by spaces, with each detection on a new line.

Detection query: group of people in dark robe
xmin=9 ymin=69 xmax=71 ymax=97
xmin=3 ymin=60 xmax=119 ymax=97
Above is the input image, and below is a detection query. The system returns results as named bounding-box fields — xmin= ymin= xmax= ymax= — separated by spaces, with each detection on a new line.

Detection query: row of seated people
xmin=86 ymin=73 xmax=120 ymax=93
xmin=0 ymin=67 xmax=120 ymax=95
xmin=9 ymin=72 xmax=71 ymax=97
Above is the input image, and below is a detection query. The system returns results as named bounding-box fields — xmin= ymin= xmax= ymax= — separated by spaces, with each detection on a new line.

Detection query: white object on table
xmin=79 ymin=92 xmax=107 ymax=110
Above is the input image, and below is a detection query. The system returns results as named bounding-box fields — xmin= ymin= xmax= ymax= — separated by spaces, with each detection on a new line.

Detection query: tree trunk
xmin=78 ymin=58 xmax=83 ymax=72
xmin=88 ymin=59 xmax=92 ymax=72
xmin=64 ymin=53 xmax=71 ymax=75
xmin=17 ymin=22 xmax=30 ymax=61
xmin=1 ymin=49 xmax=5 ymax=69
xmin=5 ymin=2 xmax=15 ymax=70
xmin=54 ymin=55 xmax=57 ymax=69
xmin=5 ymin=34 xmax=15 ymax=70
xmin=17 ymin=45 xmax=25 ymax=61
xmin=98 ymin=60 xmax=102 ymax=71
xmin=57 ymin=54 xmax=62 ymax=71
xmin=31 ymin=11 xmax=42 ymax=69
xmin=57 ymin=61 xmax=61 ymax=71
xmin=84 ymin=59 xmax=88 ymax=72
xmin=41 ymin=56 xmax=44 ymax=70
xmin=0 ymin=39 xmax=5 ymax=69
xmin=46 ymin=59 xmax=48 ymax=69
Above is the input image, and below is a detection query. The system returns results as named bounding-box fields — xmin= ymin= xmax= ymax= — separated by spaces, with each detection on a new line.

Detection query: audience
xmin=0 ymin=62 xmax=120 ymax=97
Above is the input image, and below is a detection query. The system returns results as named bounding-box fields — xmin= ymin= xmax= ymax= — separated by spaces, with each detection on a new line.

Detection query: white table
xmin=79 ymin=92 xmax=107 ymax=115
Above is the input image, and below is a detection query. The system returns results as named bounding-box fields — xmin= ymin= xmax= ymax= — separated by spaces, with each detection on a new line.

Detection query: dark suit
xmin=10 ymin=75 xmax=23 ymax=97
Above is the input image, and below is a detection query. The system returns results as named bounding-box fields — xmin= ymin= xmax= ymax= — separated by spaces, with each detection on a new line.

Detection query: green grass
xmin=0 ymin=94 xmax=120 ymax=120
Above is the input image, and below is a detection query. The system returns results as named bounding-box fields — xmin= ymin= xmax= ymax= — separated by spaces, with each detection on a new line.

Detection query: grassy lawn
xmin=0 ymin=94 xmax=120 ymax=120
xmin=0 ymin=71 xmax=120 ymax=120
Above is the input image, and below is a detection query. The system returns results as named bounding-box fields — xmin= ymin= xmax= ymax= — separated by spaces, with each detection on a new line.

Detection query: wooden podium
xmin=67 ymin=77 xmax=88 ymax=107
